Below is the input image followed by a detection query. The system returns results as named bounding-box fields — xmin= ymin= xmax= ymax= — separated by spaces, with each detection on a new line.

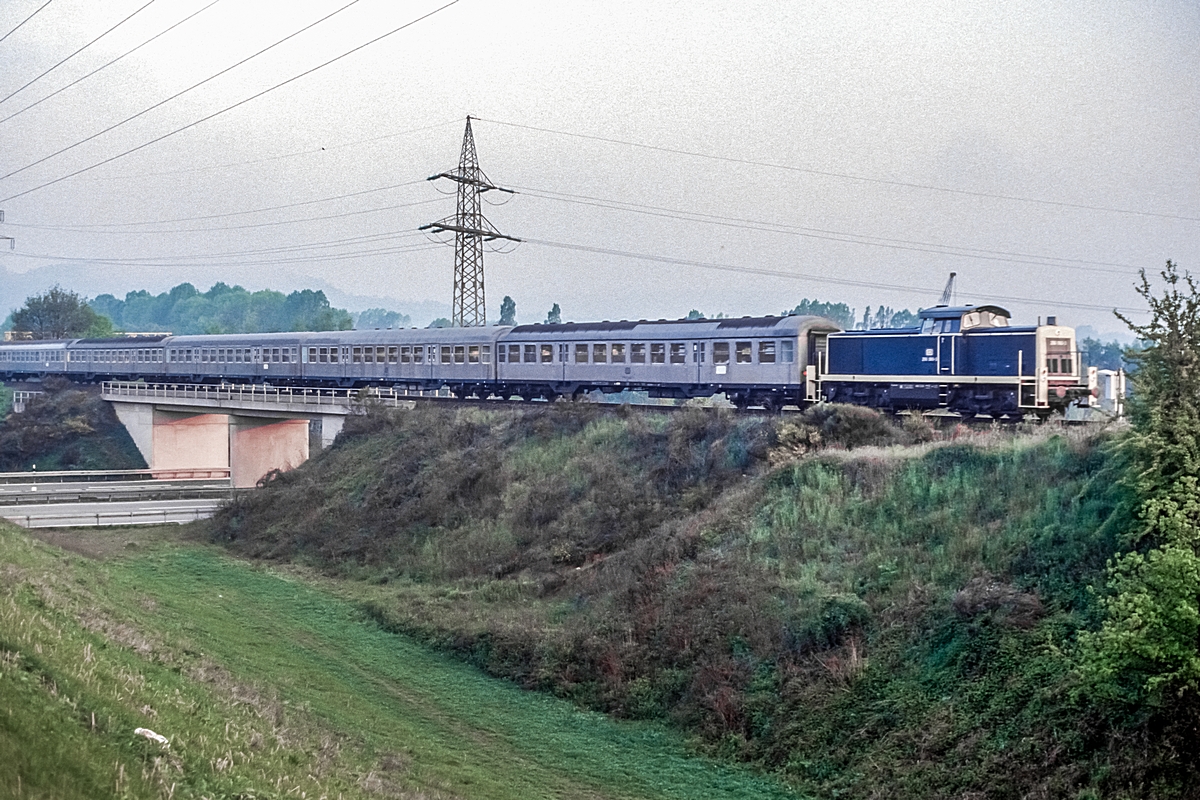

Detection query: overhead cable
xmin=515 ymin=185 xmax=1143 ymax=276
xmin=1 ymin=0 xmax=368 ymax=182
xmin=476 ymin=117 xmax=1200 ymax=224
xmin=0 ymin=0 xmax=224 ymax=126
xmin=0 ymin=0 xmax=461 ymax=203
xmin=0 ymin=0 xmax=54 ymax=45
xmin=0 ymin=0 xmax=159 ymax=104
xmin=522 ymin=237 xmax=1144 ymax=314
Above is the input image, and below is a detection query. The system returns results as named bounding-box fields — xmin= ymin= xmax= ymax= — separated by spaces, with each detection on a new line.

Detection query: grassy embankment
xmin=0 ymin=522 xmax=801 ymax=799
xmin=0 ymin=378 xmax=144 ymax=471
xmin=207 ymin=403 xmax=1177 ymax=798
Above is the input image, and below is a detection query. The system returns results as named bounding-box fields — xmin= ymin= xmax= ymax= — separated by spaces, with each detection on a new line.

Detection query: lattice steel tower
xmin=420 ymin=117 xmax=518 ymax=327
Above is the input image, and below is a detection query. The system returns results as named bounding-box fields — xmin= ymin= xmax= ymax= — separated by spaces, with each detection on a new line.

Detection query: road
xmin=0 ymin=478 xmax=233 ymax=506
xmin=1 ymin=498 xmax=224 ymax=528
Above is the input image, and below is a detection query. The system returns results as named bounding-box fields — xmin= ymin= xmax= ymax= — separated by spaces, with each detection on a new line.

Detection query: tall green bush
xmin=1080 ymin=261 xmax=1200 ymax=704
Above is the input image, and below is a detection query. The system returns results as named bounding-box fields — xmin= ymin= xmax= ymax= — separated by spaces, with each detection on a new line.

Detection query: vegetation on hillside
xmin=1080 ymin=262 xmax=1200 ymax=713
xmin=0 ymin=523 xmax=801 ymax=799
xmin=204 ymin=401 xmax=1199 ymax=797
xmin=90 ymin=282 xmax=353 ymax=335
xmin=0 ymin=378 xmax=144 ymax=471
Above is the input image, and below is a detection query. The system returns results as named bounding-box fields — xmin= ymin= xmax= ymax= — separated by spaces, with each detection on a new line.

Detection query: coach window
xmin=482 ymin=345 xmax=492 ymax=364
xmin=669 ymin=343 xmax=686 ymax=364
xmin=306 ymin=347 xmax=315 ymax=363
xmin=713 ymin=342 xmax=730 ymax=364
xmin=631 ymin=343 xmax=646 ymax=364
xmin=611 ymin=343 xmax=626 ymax=363
xmin=364 ymin=347 xmax=374 ymax=364
xmin=398 ymin=346 xmax=410 ymax=363
xmin=413 ymin=346 xmax=424 ymax=364
xmin=497 ymin=345 xmax=506 ymax=363
xmin=469 ymin=345 xmax=481 ymax=364
xmin=575 ymin=343 xmax=589 ymax=363
xmin=217 ymin=349 xmax=225 ymax=363
xmin=759 ymin=341 xmax=776 ymax=364
xmin=454 ymin=345 xmax=466 ymax=364
xmin=558 ymin=343 xmax=569 ymax=362
xmin=736 ymin=341 xmax=753 ymax=363
xmin=387 ymin=346 xmax=398 ymax=364
xmin=650 ymin=343 xmax=666 ymax=364
xmin=353 ymin=346 xmax=363 ymax=364
xmin=505 ymin=344 xmax=518 ymax=363
xmin=274 ymin=348 xmax=282 ymax=363
xmin=519 ymin=344 xmax=533 ymax=363
xmin=594 ymin=343 xmax=607 ymax=363
xmin=441 ymin=346 xmax=452 ymax=364
xmin=781 ymin=340 xmax=795 ymax=363
xmin=540 ymin=343 xmax=552 ymax=363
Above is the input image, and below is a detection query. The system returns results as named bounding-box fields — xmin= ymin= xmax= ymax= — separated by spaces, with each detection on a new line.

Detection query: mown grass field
xmin=0 ymin=522 xmax=805 ymax=800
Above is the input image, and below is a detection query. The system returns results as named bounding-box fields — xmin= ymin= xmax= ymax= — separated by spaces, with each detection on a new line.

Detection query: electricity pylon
xmin=420 ymin=116 xmax=518 ymax=327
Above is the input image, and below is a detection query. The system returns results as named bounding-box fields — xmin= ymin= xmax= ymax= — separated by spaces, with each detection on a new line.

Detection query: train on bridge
xmin=0 ymin=302 xmax=1096 ymax=418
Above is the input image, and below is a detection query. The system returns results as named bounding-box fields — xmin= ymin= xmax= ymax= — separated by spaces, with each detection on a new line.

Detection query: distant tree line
xmin=352 ymin=308 xmax=412 ymax=330
xmin=90 ymin=283 xmax=354 ymax=335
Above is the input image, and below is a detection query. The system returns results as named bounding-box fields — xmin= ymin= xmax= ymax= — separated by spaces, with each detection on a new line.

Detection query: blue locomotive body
xmin=821 ymin=304 xmax=1090 ymax=418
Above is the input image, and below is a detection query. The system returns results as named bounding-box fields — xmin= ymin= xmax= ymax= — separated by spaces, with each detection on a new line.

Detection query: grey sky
xmin=1 ymin=0 xmax=1197 ymax=333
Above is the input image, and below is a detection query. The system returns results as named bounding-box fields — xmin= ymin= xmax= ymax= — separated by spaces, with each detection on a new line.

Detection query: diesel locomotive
xmin=0 ymin=301 xmax=1095 ymax=418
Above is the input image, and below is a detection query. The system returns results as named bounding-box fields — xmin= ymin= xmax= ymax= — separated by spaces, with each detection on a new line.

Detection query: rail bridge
xmin=102 ymin=382 xmax=414 ymax=488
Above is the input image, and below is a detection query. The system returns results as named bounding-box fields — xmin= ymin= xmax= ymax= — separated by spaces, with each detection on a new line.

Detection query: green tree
xmin=1080 ymin=261 xmax=1200 ymax=705
xmin=785 ymin=299 xmax=856 ymax=329
xmin=1082 ymin=338 xmax=1129 ymax=371
xmin=545 ymin=303 xmax=561 ymax=324
xmin=499 ymin=296 xmax=517 ymax=326
xmin=11 ymin=286 xmax=112 ymax=339
xmin=686 ymin=309 xmax=705 ymax=320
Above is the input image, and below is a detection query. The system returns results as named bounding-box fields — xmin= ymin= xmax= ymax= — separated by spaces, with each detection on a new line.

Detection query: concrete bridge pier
xmin=113 ymin=404 xmax=316 ymax=488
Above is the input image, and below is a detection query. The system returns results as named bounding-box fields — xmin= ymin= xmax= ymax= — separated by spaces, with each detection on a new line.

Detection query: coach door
xmin=806 ymin=333 xmax=828 ymax=402
xmin=938 ymin=335 xmax=954 ymax=375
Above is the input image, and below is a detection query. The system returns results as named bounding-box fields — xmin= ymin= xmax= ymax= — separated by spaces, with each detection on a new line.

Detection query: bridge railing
xmin=0 ymin=468 xmax=231 ymax=484
xmin=101 ymin=381 xmax=416 ymax=409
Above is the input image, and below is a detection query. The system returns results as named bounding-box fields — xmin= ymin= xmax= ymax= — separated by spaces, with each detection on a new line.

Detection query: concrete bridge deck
xmin=101 ymin=382 xmax=418 ymax=488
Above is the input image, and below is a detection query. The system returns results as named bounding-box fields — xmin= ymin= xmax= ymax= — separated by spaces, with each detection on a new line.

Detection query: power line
xmin=0 ymin=0 xmax=159 ymax=105
xmin=514 ymin=185 xmax=1146 ymax=276
xmin=0 ymin=0 xmax=462 ymax=204
xmin=522 ymin=237 xmax=1144 ymax=314
xmin=476 ymin=117 xmax=1200 ymax=224
xmin=70 ymin=118 xmax=462 ymax=181
xmin=4 ymin=238 xmax=441 ymax=269
xmin=9 ymin=229 xmax=428 ymax=263
xmin=1 ymin=0 xmax=368 ymax=182
xmin=8 ymin=195 xmax=448 ymax=234
xmin=13 ymin=177 xmax=431 ymax=230
xmin=0 ymin=0 xmax=224 ymax=126
xmin=0 ymin=0 xmax=55 ymax=45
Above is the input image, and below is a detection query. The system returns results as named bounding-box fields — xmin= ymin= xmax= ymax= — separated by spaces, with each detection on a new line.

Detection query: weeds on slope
xmin=203 ymin=402 xmax=1156 ymax=797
